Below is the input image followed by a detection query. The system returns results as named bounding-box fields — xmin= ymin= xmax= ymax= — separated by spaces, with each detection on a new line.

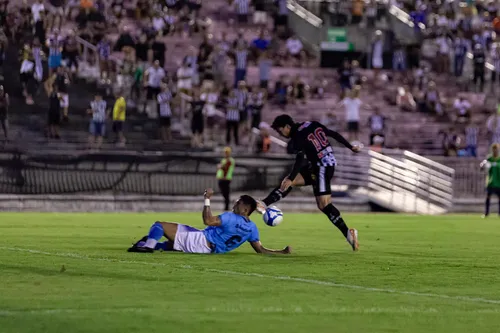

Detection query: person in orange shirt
xmin=493 ymin=17 xmax=500 ymax=33
xmin=80 ymin=0 xmax=93 ymax=9
xmin=352 ymin=0 xmax=364 ymax=25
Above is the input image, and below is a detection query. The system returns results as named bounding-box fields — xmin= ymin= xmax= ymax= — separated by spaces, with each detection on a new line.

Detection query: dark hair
xmin=239 ymin=195 xmax=257 ymax=215
xmin=271 ymin=114 xmax=294 ymax=131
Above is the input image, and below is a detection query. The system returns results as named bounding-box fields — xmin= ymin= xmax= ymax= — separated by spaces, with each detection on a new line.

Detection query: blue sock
xmin=144 ymin=222 xmax=164 ymax=248
xmin=155 ymin=242 xmax=172 ymax=251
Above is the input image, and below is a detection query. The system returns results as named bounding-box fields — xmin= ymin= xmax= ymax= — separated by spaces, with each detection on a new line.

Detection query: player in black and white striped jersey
xmin=225 ymin=90 xmax=240 ymax=146
xmin=258 ymin=114 xmax=361 ymax=251
xmin=157 ymin=84 xmax=173 ymax=142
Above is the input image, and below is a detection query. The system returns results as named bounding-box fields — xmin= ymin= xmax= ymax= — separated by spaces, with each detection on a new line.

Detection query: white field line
xmin=2 ymin=247 xmax=500 ymax=306
xmin=3 ymin=306 xmax=500 ymax=317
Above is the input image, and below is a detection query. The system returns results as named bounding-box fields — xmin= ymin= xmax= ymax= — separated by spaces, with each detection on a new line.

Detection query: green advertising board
xmin=327 ymin=28 xmax=347 ymax=42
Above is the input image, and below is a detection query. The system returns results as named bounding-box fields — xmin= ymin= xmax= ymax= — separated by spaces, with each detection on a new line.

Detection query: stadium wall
xmin=0 ymin=194 xmax=486 ymax=214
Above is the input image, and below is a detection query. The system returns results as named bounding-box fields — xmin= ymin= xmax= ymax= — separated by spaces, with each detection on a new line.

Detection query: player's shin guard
xmin=322 ymin=204 xmax=349 ymax=238
xmin=144 ymin=221 xmax=164 ymax=249
xmin=263 ymin=187 xmax=293 ymax=207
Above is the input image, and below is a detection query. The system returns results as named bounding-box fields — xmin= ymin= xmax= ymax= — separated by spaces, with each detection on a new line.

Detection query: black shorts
xmin=112 ymin=121 xmax=124 ymax=133
xmin=347 ymin=121 xmax=359 ymax=132
xmin=147 ymin=86 xmax=161 ymax=100
xmin=487 ymin=187 xmax=500 ymax=196
xmin=300 ymin=164 xmax=335 ymax=196
xmin=159 ymin=116 xmax=171 ymax=127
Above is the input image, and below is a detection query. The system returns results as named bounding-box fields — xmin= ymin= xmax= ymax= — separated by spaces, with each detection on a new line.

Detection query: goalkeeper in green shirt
xmin=480 ymin=144 xmax=500 ymax=217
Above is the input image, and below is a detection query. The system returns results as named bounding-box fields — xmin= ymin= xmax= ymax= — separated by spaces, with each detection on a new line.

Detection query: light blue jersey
xmin=203 ymin=212 xmax=260 ymax=254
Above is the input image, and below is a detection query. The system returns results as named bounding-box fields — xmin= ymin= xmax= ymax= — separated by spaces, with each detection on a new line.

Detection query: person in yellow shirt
xmin=111 ymin=91 xmax=126 ymax=146
xmin=216 ymin=147 xmax=235 ymax=211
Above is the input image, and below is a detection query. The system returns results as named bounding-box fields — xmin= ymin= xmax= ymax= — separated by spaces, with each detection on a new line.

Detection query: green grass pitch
xmin=0 ymin=213 xmax=499 ymax=333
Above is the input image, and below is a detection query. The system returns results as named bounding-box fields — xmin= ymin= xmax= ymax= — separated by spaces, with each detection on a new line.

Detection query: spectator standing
xmin=201 ymin=86 xmax=219 ymax=143
xmin=216 ymin=147 xmax=235 ymax=211
xmin=63 ymin=30 xmax=80 ymax=79
xmin=286 ymin=35 xmax=305 ymax=66
xmin=151 ymin=33 xmax=166 ymax=69
xmin=111 ymin=91 xmax=127 ymax=146
xmin=365 ymin=0 xmax=377 ymax=28
xmin=258 ymin=50 xmax=272 ymax=89
xmin=157 ymin=84 xmax=173 ymax=142
xmin=371 ymin=31 xmax=384 ymax=81
xmin=274 ymin=0 xmax=288 ymax=35
xmin=491 ymin=44 xmax=500 ymax=93
xmin=45 ymin=83 xmax=62 ymax=139
xmin=97 ymin=37 xmax=111 ymax=79
xmin=454 ymin=33 xmax=469 ymax=77
xmin=435 ymin=32 xmax=451 ymax=73
xmin=20 ymin=49 xmax=36 ymax=105
xmin=0 ymin=85 xmax=9 ymax=142
xmin=47 ymin=30 xmax=64 ymax=76
xmin=453 ymin=96 xmax=471 ymax=124
xmin=225 ymin=89 xmax=240 ymax=145
xmin=52 ymin=66 xmax=70 ymax=121
xmin=392 ymin=39 xmax=406 ymax=77
xmin=31 ymin=0 xmax=45 ymax=24
xmin=48 ymin=0 xmax=65 ymax=31
xmin=472 ymin=43 xmax=486 ymax=92
xmin=235 ymin=81 xmax=248 ymax=130
xmin=234 ymin=43 xmax=248 ymax=87
xmin=189 ymin=90 xmax=206 ymax=148
xmin=87 ymin=94 xmax=107 ymax=150
xmin=338 ymin=59 xmax=353 ymax=97
xmin=337 ymin=87 xmax=366 ymax=142
xmin=465 ymin=124 xmax=478 ymax=157
xmin=368 ymin=107 xmax=386 ymax=146
xmin=487 ymin=107 xmax=500 ymax=144
xmin=177 ymin=60 xmax=194 ymax=121
xmin=32 ymin=38 xmax=44 ymax=83
xmin=144 ymin=60 xmax=165 ymax=117
xmin=234 ymin=0 xmax=250 ymax=24
xmin=253 ymin=0 xmax=267 ymax=27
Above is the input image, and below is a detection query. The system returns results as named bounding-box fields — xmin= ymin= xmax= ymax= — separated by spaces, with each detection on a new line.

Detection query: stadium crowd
xmin=0 ymin=0 xmax=498 ymax=158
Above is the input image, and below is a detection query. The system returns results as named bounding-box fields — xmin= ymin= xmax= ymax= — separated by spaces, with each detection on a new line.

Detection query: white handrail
xmin=75 ymin=36 xmax=97 ymax=51
xmin=251 ymin=128 xmax=288 ymax=148
xmin=404 ymin=151 xmax=455 ymax=175
xmin=287 ymin=0 xmax=323 ymax=27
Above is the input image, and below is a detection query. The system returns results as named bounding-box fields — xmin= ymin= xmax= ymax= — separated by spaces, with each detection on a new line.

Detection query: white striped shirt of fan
xmin=90 ymin=100 xmax=107 ymax=123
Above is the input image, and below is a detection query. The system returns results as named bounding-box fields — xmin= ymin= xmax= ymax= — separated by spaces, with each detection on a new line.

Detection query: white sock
xmin=144 ymin=238 xmax=158 ymax=249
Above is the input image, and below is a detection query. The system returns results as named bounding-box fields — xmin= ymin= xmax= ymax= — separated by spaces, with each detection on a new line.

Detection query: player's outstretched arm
xmin=250 ymin=241 xmax=292 ymax=255
xmin=324 ymin=127 xmax=353 ymax=149
xmin=202 ymin=188 xmax=222 ymax=226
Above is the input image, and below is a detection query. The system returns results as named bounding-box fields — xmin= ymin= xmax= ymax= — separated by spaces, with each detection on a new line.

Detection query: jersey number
xmin=307 ymin=128 xmax=329 ymax=151
xmin=225 ymin=235 xmax=242 ymax=248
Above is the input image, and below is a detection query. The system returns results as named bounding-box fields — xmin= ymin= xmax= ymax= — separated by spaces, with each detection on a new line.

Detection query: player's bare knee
xmin=158 ymin=222 xmax=178 ymax=242
xmin=315 ymin=196 xmax=330 ymax=210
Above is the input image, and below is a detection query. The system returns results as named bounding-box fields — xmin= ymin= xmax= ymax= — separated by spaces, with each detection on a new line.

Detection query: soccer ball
xmin=263 ymin=206 xmax=284 ymax=227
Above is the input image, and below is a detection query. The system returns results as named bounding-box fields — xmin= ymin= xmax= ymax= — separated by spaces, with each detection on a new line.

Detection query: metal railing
xmin=363 ymin=150 xmax=454 ymax=214
xmin=287 ymin=0 xmax=325 ymax=57
xmin=75 ymin=36 xmax=100 ymax=81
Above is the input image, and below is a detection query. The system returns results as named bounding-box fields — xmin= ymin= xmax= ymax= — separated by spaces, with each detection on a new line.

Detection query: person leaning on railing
xmin=217 ymin=147 xmax=235 ymax=212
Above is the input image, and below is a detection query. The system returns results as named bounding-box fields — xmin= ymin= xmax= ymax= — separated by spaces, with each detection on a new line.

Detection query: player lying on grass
xmin=257 ymin=114 xmax=360 ymax=251
xmin=128 ymin=189 xmax=291 ymax=255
